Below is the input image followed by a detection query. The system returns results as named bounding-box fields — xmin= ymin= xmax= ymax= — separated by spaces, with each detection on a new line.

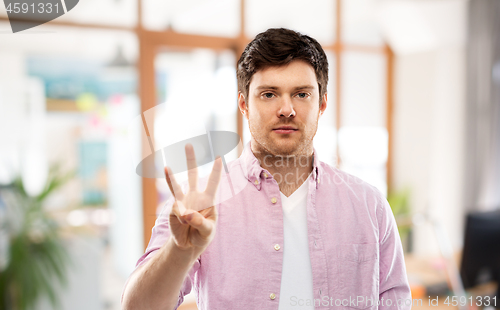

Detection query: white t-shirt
xmin=278 ymin=174 xmax=315 ymax=309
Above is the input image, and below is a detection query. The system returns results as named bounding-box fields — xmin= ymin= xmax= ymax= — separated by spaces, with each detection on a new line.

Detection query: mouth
xmin=272 ymin=126 xmax=298 ymax=134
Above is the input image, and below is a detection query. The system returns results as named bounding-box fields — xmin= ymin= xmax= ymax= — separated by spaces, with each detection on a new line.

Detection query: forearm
xmin=122 ymin=237 xmax=198 ymax=310
xmin=378 ymin=197 xmax=411 ymax=309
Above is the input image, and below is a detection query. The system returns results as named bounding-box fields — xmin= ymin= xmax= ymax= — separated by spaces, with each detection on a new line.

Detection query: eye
xmin=296 ymin=92 xmax=310 ymax=99
xmin=262 ymin=92 xmax=275 ymax=99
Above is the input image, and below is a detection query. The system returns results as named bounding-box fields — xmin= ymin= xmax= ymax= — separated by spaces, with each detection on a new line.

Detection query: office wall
xmin=391 ymin=0 xmax=467 ymax=256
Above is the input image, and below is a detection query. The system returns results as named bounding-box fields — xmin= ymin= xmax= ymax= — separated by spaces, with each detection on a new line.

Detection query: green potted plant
xmin=387 ymin=188 xmax=412 ymax=253
xmin=0 ymin=165 xmax=74 ymax=310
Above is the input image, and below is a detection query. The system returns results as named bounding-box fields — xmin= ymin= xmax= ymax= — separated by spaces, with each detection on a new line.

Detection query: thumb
xmin=183 ymin=209 xmax=213 ymax=237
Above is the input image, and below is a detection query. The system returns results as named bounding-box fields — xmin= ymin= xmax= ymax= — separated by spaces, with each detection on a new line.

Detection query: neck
xmin=250 ymin=140 xmax=314 ymax=196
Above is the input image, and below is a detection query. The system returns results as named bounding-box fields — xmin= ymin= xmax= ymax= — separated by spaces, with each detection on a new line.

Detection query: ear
xmin=238 ymin=92 xmax=249 ymax=120
xmin=319 ymin=93 xmax=327 ymax=117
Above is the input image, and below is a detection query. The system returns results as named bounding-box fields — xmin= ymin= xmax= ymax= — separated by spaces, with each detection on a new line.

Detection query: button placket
xmin=265 ymin=174 xmax=283 ymax=303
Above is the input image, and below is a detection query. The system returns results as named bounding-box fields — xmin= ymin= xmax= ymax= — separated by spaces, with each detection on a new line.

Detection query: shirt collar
xmin=239 ymin=141 xmax=321 ymax=190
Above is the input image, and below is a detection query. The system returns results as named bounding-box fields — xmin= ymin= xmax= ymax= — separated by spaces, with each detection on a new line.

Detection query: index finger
xmin=165 ymin=166 xmax=184 ymax=200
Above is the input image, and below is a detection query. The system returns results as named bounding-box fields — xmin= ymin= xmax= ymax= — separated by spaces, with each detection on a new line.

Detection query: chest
xmin=203 ymin=179 xmax=380 ymax=267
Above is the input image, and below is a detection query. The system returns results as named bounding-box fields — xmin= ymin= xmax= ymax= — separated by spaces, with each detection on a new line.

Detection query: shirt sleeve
xmin=377 ymin=194 xmax=412 ymax=310
xmin=121 ymin=195 xmax=200 ymax=310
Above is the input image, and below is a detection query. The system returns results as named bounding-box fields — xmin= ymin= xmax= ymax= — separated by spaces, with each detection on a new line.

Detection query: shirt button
xmin=264 ymin=172 xmax=268 ymax=178
xmin=317 ymin=178 xmax=320 ymax=183
xmin=271 ymin=197 xmax=277 ymax=204
xmin=270 ymin=293 xmax=276 ymax=300
xmin=274 ymin=244 xmax=280 ymax=251
xmin=254 ymin=179 xmax=259 ymax=185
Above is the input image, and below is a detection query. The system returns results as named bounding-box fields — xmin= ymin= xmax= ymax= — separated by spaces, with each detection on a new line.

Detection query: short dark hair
xmin=237 ymin=28 xmax=329 ymax=104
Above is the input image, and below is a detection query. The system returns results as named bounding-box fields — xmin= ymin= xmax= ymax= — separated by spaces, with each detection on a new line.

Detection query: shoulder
xmin=318 ymin=162 xmax=392 ymax=222
xmin=317 ymin=161 xmax=387 ymax=211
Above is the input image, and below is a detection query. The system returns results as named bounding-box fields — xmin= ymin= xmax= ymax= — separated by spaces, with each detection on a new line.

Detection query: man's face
xmin=238 ymin=60 xmax=327 ymax=156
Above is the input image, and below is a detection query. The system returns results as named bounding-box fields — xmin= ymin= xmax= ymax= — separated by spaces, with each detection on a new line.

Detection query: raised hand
xmin=165 ymin=143 xmax=223 ymax=254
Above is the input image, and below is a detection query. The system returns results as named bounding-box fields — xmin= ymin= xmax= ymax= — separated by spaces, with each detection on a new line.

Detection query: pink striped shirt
xmin=124 ymin=141 xmax=411 ymax=309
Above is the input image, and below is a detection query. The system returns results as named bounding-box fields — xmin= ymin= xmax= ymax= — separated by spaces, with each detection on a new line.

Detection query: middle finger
xmin=185 ymin=143 xmax=199 ymax=191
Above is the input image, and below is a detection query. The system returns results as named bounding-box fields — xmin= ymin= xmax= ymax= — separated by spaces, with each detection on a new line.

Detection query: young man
xmin=122 ymin=28 xmax=411 ymax=310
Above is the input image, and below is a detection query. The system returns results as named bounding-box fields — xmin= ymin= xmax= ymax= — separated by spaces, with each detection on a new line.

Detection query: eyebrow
xmin=255 ymin=85 xmax=315 ymax=91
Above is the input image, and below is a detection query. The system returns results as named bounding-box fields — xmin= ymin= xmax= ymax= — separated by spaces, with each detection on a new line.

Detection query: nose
xmin=277 ymin=96 xmax=296 ymax=118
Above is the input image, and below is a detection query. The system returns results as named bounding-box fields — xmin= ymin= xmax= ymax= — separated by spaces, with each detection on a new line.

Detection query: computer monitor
xmin=460 ymin=210 xmax=500 ymax=307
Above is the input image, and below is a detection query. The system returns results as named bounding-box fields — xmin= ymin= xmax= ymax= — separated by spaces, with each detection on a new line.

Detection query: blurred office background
xmin=0 ymin=0 xmax=499 ymax=309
